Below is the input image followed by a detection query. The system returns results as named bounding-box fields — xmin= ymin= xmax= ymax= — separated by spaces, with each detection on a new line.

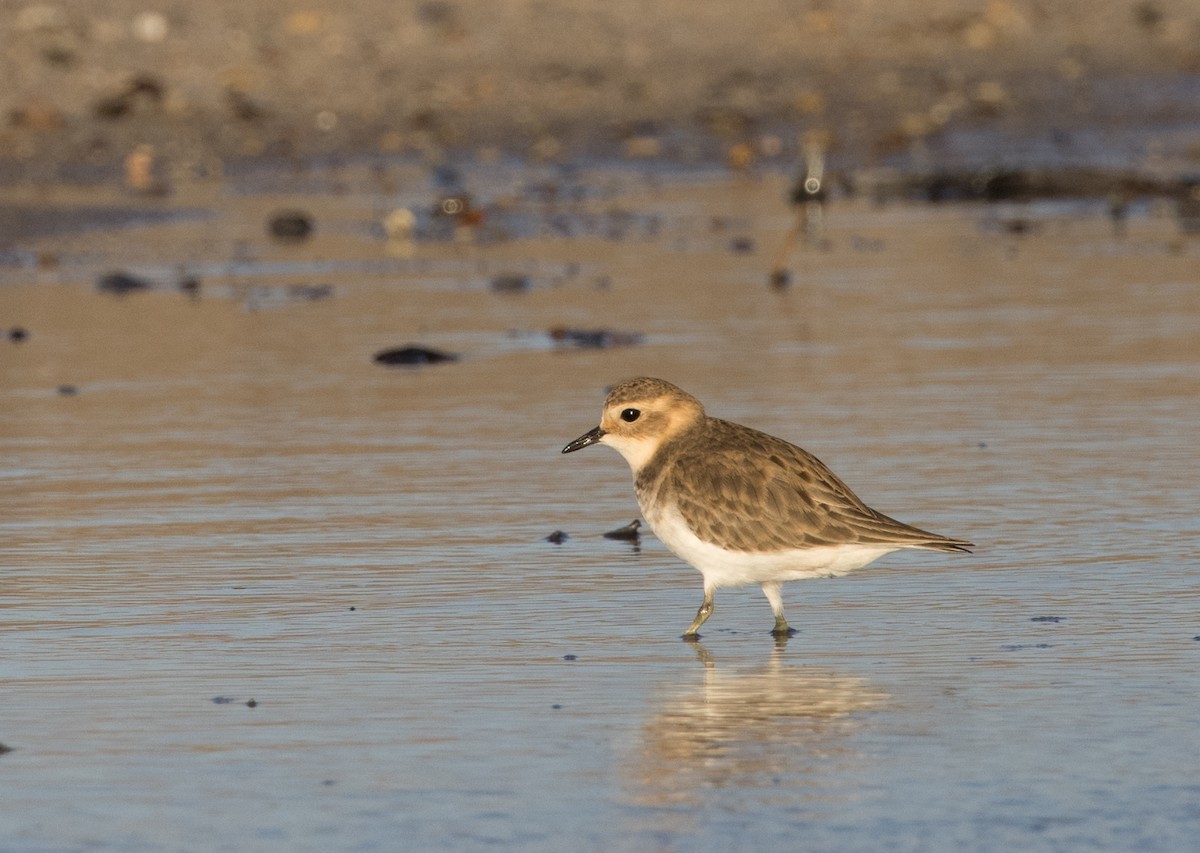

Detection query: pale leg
xmin=683 ymin=585 xmax=715 ymax=638
xmin=761 ymin=581 xmax=793 ymax=636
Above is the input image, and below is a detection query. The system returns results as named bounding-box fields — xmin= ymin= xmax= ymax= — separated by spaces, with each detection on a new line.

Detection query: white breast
xmin=644 ymin=505 xmax=902 ymax=590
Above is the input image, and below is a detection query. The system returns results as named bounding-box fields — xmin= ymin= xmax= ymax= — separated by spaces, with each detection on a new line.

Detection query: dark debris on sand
xmin=602 ymin=520 xmax=642 ymax=542
xmin=372 ymin=345 xmax=460 ymax=366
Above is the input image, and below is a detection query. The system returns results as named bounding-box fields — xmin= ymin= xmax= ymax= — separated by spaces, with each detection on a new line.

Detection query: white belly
xmin=646 ymin=506 xmax=902 ymax=589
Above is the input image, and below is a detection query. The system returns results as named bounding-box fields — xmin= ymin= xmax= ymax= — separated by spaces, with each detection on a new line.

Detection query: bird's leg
xmin=682 ymin=587 xmax=714 ymax=639
xmin=761 ymin=581 xmax=796 ymax=637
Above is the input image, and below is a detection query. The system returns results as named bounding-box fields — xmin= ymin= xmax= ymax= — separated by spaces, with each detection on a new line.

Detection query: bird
xmin=562 ymin=378 xmax=972 ymax=638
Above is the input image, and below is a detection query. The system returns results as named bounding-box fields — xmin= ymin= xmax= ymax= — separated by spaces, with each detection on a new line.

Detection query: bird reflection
xmin=626 ymin=640 xmax=885 ymax=810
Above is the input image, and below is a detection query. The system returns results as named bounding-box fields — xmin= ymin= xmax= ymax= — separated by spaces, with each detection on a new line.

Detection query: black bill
xmin=562 ymin=426 xmax=605 ymax=453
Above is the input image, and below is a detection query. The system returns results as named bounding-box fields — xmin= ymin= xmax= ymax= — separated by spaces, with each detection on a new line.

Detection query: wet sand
xmin=2 ymin=160 xmax=1199 ymax=849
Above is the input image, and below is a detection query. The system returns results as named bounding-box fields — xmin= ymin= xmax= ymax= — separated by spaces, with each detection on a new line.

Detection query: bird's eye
xmin=620 ymin=408 xmax=641 ymax=423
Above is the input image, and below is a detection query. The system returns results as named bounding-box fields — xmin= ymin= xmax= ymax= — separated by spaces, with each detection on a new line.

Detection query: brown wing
xmin=664 ymin=419 xmax=972 ymax=553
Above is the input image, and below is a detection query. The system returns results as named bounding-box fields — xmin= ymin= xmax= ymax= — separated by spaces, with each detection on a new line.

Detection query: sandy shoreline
xmin=3 ymin=1 xmax=1200 ymax=179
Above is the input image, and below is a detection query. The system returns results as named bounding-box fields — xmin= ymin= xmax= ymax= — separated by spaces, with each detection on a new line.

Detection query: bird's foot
xmin=770 ymin=616 xmax=796 ymax=638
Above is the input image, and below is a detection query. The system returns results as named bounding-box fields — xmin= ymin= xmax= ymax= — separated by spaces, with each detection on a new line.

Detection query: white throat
xmin=600 ymin=434 xmax=660 ymax=474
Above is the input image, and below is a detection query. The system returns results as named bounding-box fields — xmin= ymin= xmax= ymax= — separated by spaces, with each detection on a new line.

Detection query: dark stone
xmin=372 ymin=345 xmax=459 ymax=366
xmin=602 ymin=520 xmax=642 ymax=541
xmin=93 ymin=74 xmax=165 ymax=120
xmin=268 ymin=210 xmax=314 ymax=241
xmin=97 ymin=271 xmax=153 ymax=295
xmin=490 ymin=274 xmax=530 ymax=293
xmin=768 ymin=268 xmax=791 ymax=289
xmin=544 ymin=530 xmax=569 ymax=544
xmin=1000 ymin=217 xmax=1035 ymax=235
xmin=8 ymin=326 xmax=28 ymax=342
xmin=729 ymin=236 xmax=755 ymax=254
xmin=226 ymin=89 xmax=267 ymax=123
xmin=1133 ymin=2 xmax=1163 ymax=29
xmin=56 ymin=384 xmax=79 ymax=396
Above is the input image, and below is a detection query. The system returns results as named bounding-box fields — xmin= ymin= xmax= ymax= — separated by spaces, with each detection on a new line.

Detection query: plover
xmin=562 ymin=377 xmax=972 ymax=638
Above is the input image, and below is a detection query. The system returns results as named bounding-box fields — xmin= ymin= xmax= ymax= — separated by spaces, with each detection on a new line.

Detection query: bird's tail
xmin=913 ymin=538 xmax=974 ymax=554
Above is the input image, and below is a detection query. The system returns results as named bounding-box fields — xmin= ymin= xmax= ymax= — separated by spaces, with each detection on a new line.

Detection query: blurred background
xmin=3 ymin=0 xmax=1200 ymax=179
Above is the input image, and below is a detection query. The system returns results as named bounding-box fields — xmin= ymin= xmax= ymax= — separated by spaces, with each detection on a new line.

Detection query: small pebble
xmin=562 ymin=654 xmax=577 ymax=661
xmin=8 ymin=327 xmax=29 ymax=342
xmin=769 ymin=269 xmax=791 ymax=289
xmin=56 ymin=384 xmax=79 ymax=396
xmin=372 ymin=345 xmax=459 ymax=366
xmin=729 ymin=236 xmax=755 ymax=254
xmin=268 ymin=211 xmax=314 ymax=241
xmin=383 ymin=208 xmax=416 ymax=240
xmin=97 ymin=271 xmax=152 ymax=295
xmin=1030 ymin=616 xmax=1065 ymax=623
xmin=544 ymin=530 xmax=569 ymax=544
xmin=602 ymin=520 xmax=641 ymax=541
xmin=246 ymin=699 xmax=257 ymax=708
xmin=490 ymin=274 xmax=531 ymax=293
xmin=1001 ymin=218 xmax=1035 ymax=235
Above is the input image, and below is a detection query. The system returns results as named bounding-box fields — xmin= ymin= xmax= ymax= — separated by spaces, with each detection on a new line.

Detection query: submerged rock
xmin=372 ymin=345 xmax=459 ymax=366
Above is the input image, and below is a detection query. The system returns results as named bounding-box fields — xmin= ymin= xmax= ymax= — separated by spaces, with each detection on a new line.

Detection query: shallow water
xmin=2 ymin=164 xmax=1198 ymax=851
